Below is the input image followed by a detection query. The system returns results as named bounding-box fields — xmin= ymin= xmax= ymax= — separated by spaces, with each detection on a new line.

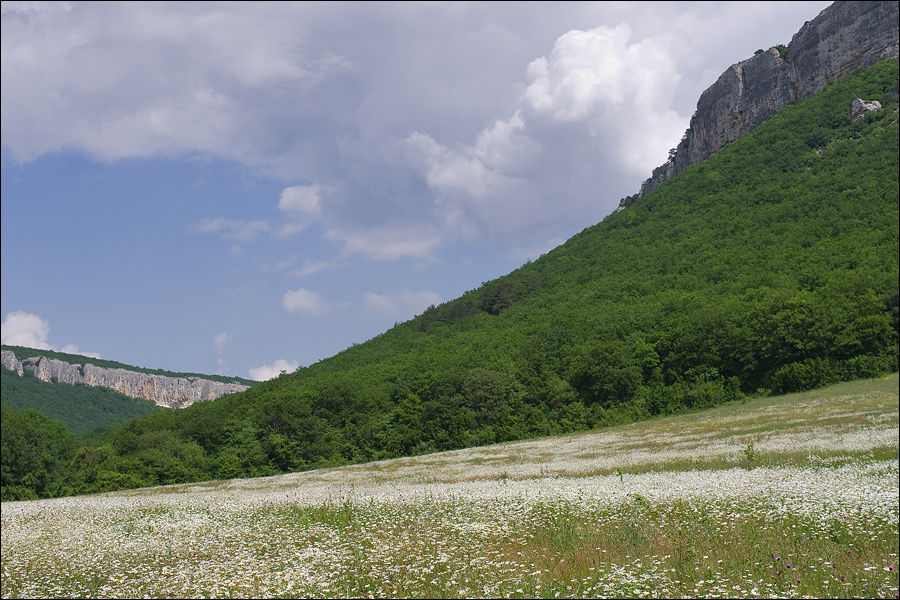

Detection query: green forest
xmin=0 ymin=369 xmax=163 ymax=435
xmin=2 ymin=59 xmax=897 ymax=502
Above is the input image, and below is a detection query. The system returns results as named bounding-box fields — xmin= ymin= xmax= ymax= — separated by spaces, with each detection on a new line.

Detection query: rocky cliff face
xmin=1 ymin=350 xmax=249 ymax=409
xmin=618 ymin=0 xmax=899 ymax=209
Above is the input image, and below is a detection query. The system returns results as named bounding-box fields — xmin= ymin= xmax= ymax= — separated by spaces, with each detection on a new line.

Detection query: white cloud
xmin=58 ymin=344 xmax=102 ymax=359
xmin=192 ymin=216 xmax=270 ymax=242
xmin=363 ymin=290 xmax=442 ymax=321
xmin=1 ymin=3 xmax=352 ymax=164
xmin=288 ymin=259 xmax=334 ymax=278
xmin=263 ymin=256 xmax=337 ymax=279
xmin=277 ymin=184 xmax=324 ymax=237
xmin=248 ymin=358 xmax=300 ymax=381
xmin=212 ymin=332 xmax=232 ymax=354
xmin=1 ymin=311 xmax=100 ymax=357
xmin=404 ymin=114 xmax=543 ymax=237
xmin=405 ymin=112 xmax=536 ymax=201
xmin=1 ymin=3 xmax=72 ymax=17
xmin=519 ymin=23 xmax=690 ymax=172
xmin=523 ymin=25 xmax=633 ymax=120
xmin=282 ymin=288 xmax=330 ymax=316
xmin=1 ymin=311 xmax=52 ymax=349
xmin=473 ymin=111 xmax=538 ymax=170
xmin=325 ymin=226 xmax=441 ymax=261
xmin=279 ymin=184 xmax=322 ymax=215
xmin=211 ymin=331 xmax=232 ymax=374
xmin=2 ymin=1 xmax=832 ymax=260
xmin=402 ymin=21 xmax=695 ymax=241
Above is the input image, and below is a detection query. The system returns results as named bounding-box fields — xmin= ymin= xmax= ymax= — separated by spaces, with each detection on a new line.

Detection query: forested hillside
xmin=2 ymin=59 xmax=897 ymax=501
xmin=0 ymin=369 xmax=163 ymax=435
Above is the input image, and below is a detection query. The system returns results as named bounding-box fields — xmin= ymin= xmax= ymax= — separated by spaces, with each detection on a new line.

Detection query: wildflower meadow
xmin=2 ymin=375 xmax=898 ymax=598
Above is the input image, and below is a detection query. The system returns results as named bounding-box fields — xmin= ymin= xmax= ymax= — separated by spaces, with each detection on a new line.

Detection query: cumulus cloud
xmin=282 ymin=288 xmax=330 ymax=316
xmin=279 ymin=184 xmax=322 ymax=215
xmin=278 ymin=184 xmax=324 ymax=237
xmin=193 ymin=184 xmax=327 ymax=248
xmin=1 ymin=311 xmax=52 ymax=349
xmin=1 ymin=311 xmax=100 ymax=357
xmin=404 ymin=22 xmax=694 ymax=240
xmin=363 ymin=290 xmax=442 ymax=321
xmin=521 ymin=24 xmax=690 ymax=172
xmin=523 ymin=25 xmax=652 ymax=121
xmin=248 ymin=358 xmax=300 ymax=381
xmin=405 ymin=122 xmax=542 ymax=237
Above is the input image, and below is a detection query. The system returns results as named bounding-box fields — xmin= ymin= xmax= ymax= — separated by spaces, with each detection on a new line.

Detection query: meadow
xmin=2 ymin=375 xmax=898 ymax=599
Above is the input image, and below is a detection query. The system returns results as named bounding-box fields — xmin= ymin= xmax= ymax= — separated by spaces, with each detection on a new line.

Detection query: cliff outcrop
xmin=1 ymin=350 xmax=248 ymax=409
xmin=618 ymin=0 xmax=899 ymax=209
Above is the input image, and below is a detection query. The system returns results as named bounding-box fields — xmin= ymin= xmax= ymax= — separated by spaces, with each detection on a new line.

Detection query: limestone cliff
xmin=1 ymin=350 xmax=249 ymax=409
xmin=618 ymin=0 xmax=899 ymax=209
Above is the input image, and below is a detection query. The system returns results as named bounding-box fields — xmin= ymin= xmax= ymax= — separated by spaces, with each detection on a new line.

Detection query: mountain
xmin=2 ymin=1 xmax=897 ymax=500
xmin=619 ymin=0 xmax=899 ymax=208
xmin=1 ymin=346 xmax=252 ymax=409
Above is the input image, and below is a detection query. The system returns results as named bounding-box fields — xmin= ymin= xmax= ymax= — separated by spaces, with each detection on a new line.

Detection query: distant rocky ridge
xmin=1 ymin=350 xmax=248 ymax=409
xmin=618 ymin=0 xmax=899 ymax=210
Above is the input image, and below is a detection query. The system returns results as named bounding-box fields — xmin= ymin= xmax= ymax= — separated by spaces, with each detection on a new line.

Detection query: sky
xmin=1 ymin=1 xmax=833 ymax=380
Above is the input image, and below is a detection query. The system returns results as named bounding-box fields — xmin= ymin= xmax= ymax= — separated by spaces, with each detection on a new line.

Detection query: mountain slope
xmin=246 ymin=58 xmax=898 ymax=435
xmin=22 ymin=57 xmax=893 ymax=497
xmin=620 ymin=0 xmax=899 ymax=206
xmin=0 ymin=369 xmax=162 ymax=435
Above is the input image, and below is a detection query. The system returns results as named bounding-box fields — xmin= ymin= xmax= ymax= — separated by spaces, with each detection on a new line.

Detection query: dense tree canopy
xmin=1 ymin=370 xmax=163 ymax=435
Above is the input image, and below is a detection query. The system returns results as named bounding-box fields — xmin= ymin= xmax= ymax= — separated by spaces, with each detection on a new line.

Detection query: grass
xmin=2 ymin=375 xmax=898 ymax=598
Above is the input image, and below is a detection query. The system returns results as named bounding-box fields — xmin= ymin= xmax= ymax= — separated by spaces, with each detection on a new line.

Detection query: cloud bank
xmin=4 ymin=3 xmax=829 ymax=251
xmin=2 ymin=1 xmax=704 ymax=262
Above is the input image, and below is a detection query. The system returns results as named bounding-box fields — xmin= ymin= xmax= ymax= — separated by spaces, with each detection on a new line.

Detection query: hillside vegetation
xmin=2 ymin=59 xmax=897 ymax=501
xmin=0 ymin=369 xmax=163 ymax=435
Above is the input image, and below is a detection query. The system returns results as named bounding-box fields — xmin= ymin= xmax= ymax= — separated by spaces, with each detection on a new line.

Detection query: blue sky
xmin=1 ymin=1 xmax=831 ymax=380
